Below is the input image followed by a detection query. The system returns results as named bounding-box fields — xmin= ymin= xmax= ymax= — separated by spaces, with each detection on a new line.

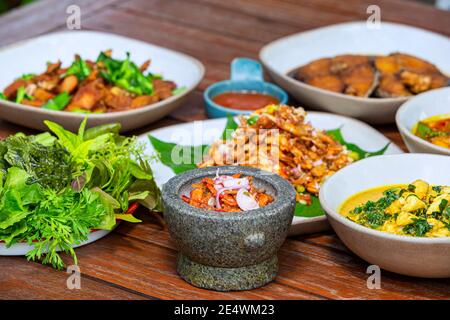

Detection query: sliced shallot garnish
xmin=215 ymin=185 xmax=249 ymax=209
xmin=236 ymin=188 xmax=260 ymax=211
xmin=213 ymin=175 xmax=233 ymax=184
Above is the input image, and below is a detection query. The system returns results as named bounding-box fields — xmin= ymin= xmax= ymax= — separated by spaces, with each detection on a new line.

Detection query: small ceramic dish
xmin=0 ymin=31 xmax=204 ymax=132
xmin=396 ymin=87 xmax=450 ymax=156
xmin=259 ymin=22 xmax=450 ymax=124
xmin=204 ymin=58 xmax=288 ymax=118
xmin=161 ymin=166 xmax=296 ymax=291
xmin=319 ymin=153 xmax=450 ymax=278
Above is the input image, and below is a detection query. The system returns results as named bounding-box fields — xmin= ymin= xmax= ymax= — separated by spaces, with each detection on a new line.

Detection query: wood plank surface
xmin=198 ymin=0 xmax=450 ymax=35
xmin=72 ymin=232 xmax=322 ymax=300
xmin=0 ymin=0 xmax=449 ymax=300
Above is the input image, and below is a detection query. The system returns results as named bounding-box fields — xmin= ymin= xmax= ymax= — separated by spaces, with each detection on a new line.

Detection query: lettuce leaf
xmin=0 ymin=190 xmax=28 ymax=229
xmin=0 ymin=168 xmax=41 ymax=229
xmin=0 ymin=221 xmax=27 ymax=245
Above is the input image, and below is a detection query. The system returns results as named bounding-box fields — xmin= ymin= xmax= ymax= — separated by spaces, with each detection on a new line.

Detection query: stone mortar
xmin=162 ymin=166 xmax=296 ymax=291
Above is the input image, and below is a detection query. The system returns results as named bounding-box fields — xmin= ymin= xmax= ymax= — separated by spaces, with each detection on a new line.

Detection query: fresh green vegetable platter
xmin=0 ymin=119 xmax=161 ymax=269
xmin=141 ymin=113 xmax=403 ymax=235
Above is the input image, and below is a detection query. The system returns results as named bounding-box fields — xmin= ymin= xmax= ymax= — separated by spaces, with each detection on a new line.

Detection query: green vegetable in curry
xmin=412 ymin=115 xmax=450 ymax=150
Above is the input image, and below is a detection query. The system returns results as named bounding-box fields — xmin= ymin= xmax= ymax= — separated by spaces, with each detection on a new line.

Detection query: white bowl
xmin=259 ymin=22 xmax=450 ymax=124
xmin=0 ymin=31 xmax=205 ymax=132
xmin=396 ymin=87 xmax=450 ymax=156
xmin=319 ymin=154 xmax=450 ymax=278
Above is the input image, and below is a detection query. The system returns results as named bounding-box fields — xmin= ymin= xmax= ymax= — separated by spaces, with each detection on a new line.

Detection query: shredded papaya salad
xmin=182 ymin=172 xmax=273 ymax=212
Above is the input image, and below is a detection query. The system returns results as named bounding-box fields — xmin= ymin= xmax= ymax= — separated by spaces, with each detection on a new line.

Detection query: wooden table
xmin=1 ymin=0 xmax=449 ymax=300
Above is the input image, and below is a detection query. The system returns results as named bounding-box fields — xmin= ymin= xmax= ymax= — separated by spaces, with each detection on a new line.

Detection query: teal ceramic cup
xmin=204 ymin=58 xmax=289 ymax=118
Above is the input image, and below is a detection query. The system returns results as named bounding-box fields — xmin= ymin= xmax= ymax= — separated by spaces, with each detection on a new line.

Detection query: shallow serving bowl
xmin=259 ymin=22 xmax=450 ymax=124
xmin=162 ymin=166 xmax=296 ymax=291
xmin=396 ymin=87 xmax=450 ymax=156
xmin=0 ymin=31 xmax=204 ymax=132
xmin=319 ymin=154 xmax=450 ymax=278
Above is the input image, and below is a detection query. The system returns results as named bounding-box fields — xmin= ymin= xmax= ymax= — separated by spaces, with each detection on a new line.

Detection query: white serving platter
xmin=139 ymin=112 xmax=403 ymax=236
xmin=0 ymin=31 xmax=204 ymax=132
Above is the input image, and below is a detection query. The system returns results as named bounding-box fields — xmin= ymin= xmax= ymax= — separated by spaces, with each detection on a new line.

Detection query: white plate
xmin=139 ymin=112 xmax=403 ymax=236
xmin=320 ymin=154 xmax=450 ymax=277
xmin=0 ymin=229 xmax=113 ymax=256
xmin=259 ymin=22 xmax=450 ymax=124
xmin=0 ymin=31 xmax=205 ymax=132
xmin=396 ymin=87 xmax=450 ymax=156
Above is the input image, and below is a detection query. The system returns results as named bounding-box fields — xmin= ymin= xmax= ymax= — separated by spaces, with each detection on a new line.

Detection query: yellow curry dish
xmin=412 ymin=114 xmax=450 ymax=150
xmin=339 ymin=180 xmax=450 ymax=237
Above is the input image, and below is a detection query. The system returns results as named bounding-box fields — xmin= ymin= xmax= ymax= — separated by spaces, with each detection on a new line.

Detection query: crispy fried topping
xmin=198 ymin=105 xmax=353 ymax=201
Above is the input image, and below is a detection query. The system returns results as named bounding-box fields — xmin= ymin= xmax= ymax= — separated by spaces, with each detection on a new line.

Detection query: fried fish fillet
xmin=304 ymin=74 xmax=344 ymax=93
xmin=375 ymin=53 xmax=448 ymax=96
xmin=374 ymin=56 xmax=400 ymax=74
xmin=330 ymin=55 xmax=370 ymax=73
xmin=297 ymin=55 xmax=376 ymax=96
xmin=296 ymin=58 xmax=331 ymax=80
xmin=294 ymin=52 xmax=448 ymax=98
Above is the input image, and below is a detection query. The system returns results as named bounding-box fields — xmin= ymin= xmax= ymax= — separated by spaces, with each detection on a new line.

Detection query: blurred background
xmin=0 ymin=0 xmax=449 ymax=14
